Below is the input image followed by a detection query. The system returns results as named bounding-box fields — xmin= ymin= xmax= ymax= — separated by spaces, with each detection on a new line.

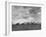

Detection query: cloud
xmin=12 ymin=6 xmax=41 ymax=24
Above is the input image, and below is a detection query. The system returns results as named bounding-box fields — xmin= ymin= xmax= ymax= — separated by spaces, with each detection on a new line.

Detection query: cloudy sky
xmin=12 ymin=6 xmax=41 ymax=24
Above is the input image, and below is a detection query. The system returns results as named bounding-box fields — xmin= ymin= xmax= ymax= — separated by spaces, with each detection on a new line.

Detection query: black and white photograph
xmin=12 ymin=6 xmax=41 ymax=31
xmin=4 ymin=1 xmax=46 ymax=37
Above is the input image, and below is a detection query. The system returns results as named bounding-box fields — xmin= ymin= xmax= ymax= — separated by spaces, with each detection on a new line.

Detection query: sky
xmin=12 ymin=6 xmax=41 ymax=24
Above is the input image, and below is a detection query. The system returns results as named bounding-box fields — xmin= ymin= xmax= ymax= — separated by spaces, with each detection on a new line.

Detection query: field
xmin=12 ymin=23 xmax=41 ymax=31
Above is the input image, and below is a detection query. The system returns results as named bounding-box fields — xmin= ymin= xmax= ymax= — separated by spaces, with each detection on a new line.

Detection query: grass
xmin=12 ymin=23 xmax=41 ymax=31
